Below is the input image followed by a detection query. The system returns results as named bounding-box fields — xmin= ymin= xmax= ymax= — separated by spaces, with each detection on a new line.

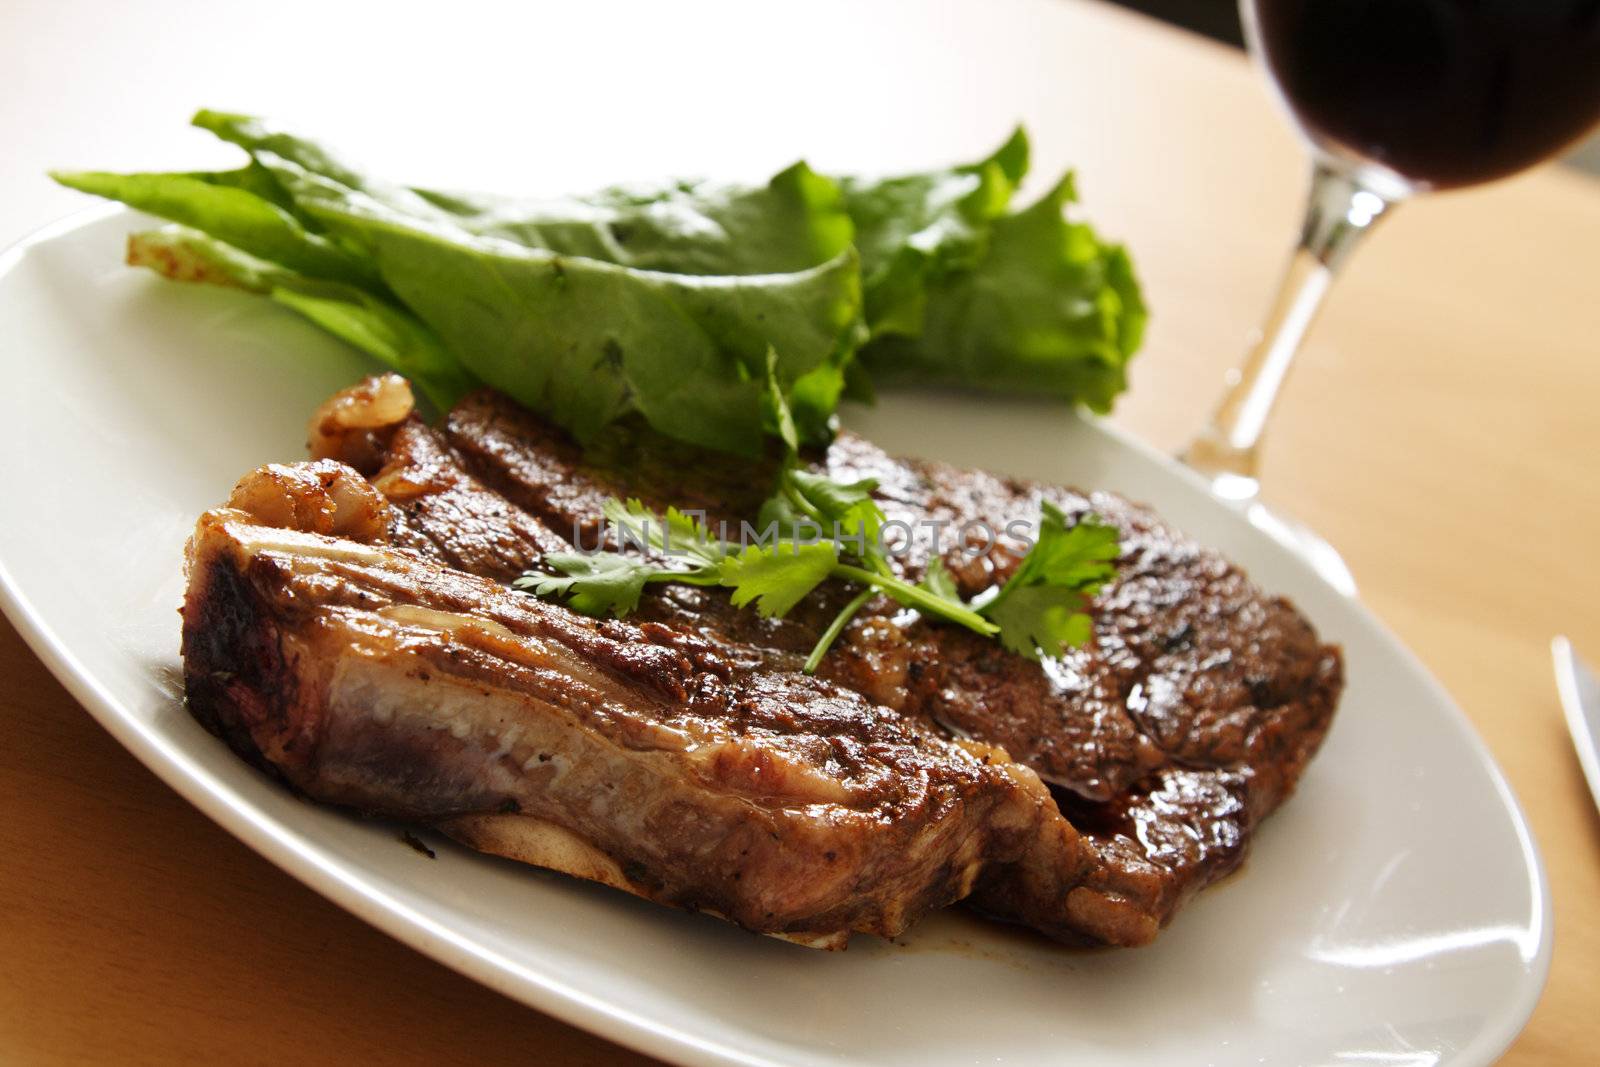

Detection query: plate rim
xmin=0 ymin=207 xmax=1555 ymax=1067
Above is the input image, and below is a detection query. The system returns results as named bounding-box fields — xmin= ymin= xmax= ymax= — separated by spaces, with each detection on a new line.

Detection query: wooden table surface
xmin=3 ymin=1 xmax=1597 ymax=1063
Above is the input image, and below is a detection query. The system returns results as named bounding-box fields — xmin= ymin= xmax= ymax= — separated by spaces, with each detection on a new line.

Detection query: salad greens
xmin=53 ymin=110 xmax=1145 ymax=455
xmin=858 ymin=174 xmax=1146 ymax=411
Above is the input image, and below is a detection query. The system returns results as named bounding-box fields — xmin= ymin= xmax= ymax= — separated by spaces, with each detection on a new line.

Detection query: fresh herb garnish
xmin=514 ymin=498 xmax=1002 ymax=670
xmin=976 ymin=500 xmax=1121 ymax=656
xmin=514 ymin=373 xmax=1119 ymax=671
xmin=516 ymin=492 xmax=1119 ymax=671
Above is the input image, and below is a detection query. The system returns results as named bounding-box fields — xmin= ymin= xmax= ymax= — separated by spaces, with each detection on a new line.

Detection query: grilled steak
xmin=182 ymin=375 xmax=1342 ymax=948
xmin=183 ymin=464 xmax=1085 ymax=948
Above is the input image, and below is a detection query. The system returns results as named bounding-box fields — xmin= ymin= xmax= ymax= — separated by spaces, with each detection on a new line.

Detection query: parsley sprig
xmin=514 ymin=360 xmax=1119 ymax=671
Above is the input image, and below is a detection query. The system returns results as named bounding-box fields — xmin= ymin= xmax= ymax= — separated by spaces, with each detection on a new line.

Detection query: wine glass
xmin=1181 ymin=0 xmax=1600 ymax=592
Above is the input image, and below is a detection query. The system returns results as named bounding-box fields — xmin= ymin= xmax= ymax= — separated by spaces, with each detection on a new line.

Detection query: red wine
xmin=1249 ymin=0 xmax=1600 ymax=188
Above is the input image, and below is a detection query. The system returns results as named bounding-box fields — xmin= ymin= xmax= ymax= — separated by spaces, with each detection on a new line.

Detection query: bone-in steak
xmin=182 ymin=376 xmax=1342 ymax=948
xmin=184 ymin=464 xmax=1085 ymax=949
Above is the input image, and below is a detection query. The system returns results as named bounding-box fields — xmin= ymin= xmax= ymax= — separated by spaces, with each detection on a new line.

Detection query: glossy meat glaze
xmin=181 ymin=376 xmax=1341 ymax=947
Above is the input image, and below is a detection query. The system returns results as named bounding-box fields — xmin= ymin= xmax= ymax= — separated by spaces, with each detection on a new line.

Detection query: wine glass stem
xmin=1182 ymin=161 xmax=1396 ymax=500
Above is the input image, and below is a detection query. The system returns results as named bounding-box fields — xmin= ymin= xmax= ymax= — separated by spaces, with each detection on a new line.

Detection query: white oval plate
xmin=0 ymin=209 xmax=1550 ymax=1067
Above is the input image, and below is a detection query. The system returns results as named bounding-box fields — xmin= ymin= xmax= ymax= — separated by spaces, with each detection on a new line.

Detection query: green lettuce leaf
xmin=50 ymin=168 xmax=380 ymax=289
xmin=856 ymin=174 xmax=1147 ymax=412
xmin=52 ymin=109 xmax=1146 ymax=455
xmin=126 ymin=225 xmax=474 ymax=409
xmin=186 ymin=117 xmax=863 ymax=454
xmin=195 ymin=110 xmax=857 ymax=278
xmin=424 ymin=165 xmax=852 ymax=277
xmin=269 ymin=283 xmax=477 ymax=412
xmin=323 ymin=205 xmax=859 ymax=453
xmin=841 ymin=127 xmax=1029 ymax=336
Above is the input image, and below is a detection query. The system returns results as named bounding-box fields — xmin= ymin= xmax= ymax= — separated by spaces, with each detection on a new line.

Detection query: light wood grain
xmin=2 ymin=0 xmax=1597 ymax=1062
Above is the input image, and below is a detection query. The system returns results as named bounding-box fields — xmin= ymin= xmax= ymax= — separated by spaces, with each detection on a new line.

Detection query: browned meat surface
xmin=183 ymin=376 xmax=1341 ymax=949
xmin=426 ymin=389 xmax=1340 ymax=945
xmin=183 ymin=468 xmax=1085 ymax=949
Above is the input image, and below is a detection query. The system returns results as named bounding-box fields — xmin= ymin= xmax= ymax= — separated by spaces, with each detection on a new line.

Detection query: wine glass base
xmin=1242 ymin=498 xmax=1359 ymax=598
xmin=1180 ymin=442 xmax=1357 ymax=597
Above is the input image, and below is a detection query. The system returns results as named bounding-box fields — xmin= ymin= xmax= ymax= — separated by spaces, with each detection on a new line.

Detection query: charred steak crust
xmin=426 ymin=389 xmax=1343 ymax=944
xmin=183 ymin=376 xmax=1342 ymax=949
xmin=183 ymin=500 xmax=1085 ymax=946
